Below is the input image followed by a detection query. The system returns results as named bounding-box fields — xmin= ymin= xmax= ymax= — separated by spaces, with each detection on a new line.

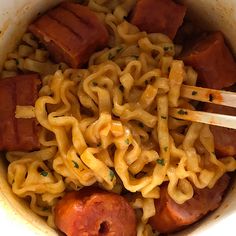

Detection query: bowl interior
xmin=0 ymin=0 xmax=236 ymax=235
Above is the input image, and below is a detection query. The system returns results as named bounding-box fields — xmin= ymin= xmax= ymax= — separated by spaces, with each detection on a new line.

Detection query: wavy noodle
xmin=4 ymin=0 xmax=236 ymax=234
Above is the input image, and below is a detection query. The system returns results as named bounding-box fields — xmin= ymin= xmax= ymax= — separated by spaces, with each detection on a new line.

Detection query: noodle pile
xmin=2 ymin=0 xmax=236 ymax=235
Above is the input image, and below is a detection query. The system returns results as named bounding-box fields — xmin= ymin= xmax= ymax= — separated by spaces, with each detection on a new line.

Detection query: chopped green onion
xmin=116 ymin=47 xmax=123 ymax=53
xmin=164 ymin=46 xmax=173 ymax=51
xmin=109 ymin=170 xmax=115 ymax=181
xmin=177 ymin=109 xmax=188 ymax=115
xmin=156 ymin=159 xmax=165 ymax=166
xmin=72 ymin=160 xmax=79 ymax=169
xmin=40 ymin=170 xmax=48 ymax=177
xmin=108 ymin=52 xmax=115 ymax=60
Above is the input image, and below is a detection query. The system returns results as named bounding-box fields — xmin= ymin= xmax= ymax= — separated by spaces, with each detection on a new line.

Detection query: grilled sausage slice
xmin=131 ymin=0 xmax=186 ymax=39
xmin=54 ymin=188 xmax=137 ymax=236
xmin=149 ymin=174 xmax=230 ymax=234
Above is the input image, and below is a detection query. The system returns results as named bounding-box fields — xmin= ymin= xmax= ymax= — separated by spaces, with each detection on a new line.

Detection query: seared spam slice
xmin=182 ymin=32 xmax=236 ymax=89
xmin=60 ymin=2 xmax=108 ymax=47
xmin=131 ymin=0 xmax=186 ymax=39
xmin=29 ymin=2 xmax=109 ymax=68
xmin=0 ymin=74 xmax=40 ymax=151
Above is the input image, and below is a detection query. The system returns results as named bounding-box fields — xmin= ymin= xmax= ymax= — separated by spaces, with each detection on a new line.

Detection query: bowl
xmin=0 ymin=0 xmax=235 ymax=235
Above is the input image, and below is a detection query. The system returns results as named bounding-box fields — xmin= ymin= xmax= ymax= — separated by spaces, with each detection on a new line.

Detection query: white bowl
xmin=0 ymin=0 xmax=235 ymax=235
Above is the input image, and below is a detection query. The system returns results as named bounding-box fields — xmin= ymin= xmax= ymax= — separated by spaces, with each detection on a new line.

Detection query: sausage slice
xmin=130 ymin=0 xmax=186 ymax=39
xmin=182 ymin=32 xmax=236 ymax=89
xmin=204 ymin=103 xmax=236 ymax=157
xmin=29 ymin=2 xmax=109 ymax=68
xmin=54 ymin=188 xmax=137 ymax=236
xmin=149 ymin=174 xmax=230 ymax=234
xmin=0 ymin=74 xmax=40 ymax=151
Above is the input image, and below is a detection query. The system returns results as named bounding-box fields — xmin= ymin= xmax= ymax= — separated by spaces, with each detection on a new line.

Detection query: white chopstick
xmin=180 ymin=85 xmax=236 ymax=108
xmin=169 ymin=108 xmax=236 ymax=129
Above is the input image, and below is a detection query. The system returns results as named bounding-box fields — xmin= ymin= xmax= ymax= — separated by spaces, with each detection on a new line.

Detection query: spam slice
xmin=60 ymin=1 xmax=108 ymax=47
xmin=149 ymin=174 xmax=229 ymax=233
xmin=204 ymin=103 xmax=236 ymax=157
xmin=29 ymin=2 xmax=109 ymax=68
xmin=131 ymin=0 xmax=186 ymax=39
xmin=182 ymin=32 xmax=236 ymax=89
xmin=54 ymin=188 xmax=137 ymax=236
xmin=0 ymin=74 xmax=40 ymax=151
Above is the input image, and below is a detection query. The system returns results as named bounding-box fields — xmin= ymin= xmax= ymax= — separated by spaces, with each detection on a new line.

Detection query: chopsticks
xmin=169 ymin=85 xmax=236 ymax=129
xmin=180 ymin=85 xmax=236 ymax=108
xmin=169 ymin=108 xmax=236 ymax=129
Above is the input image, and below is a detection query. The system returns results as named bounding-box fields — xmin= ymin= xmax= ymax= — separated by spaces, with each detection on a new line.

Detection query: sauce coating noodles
xmin=3 ymin=0 xmax=236 ymax=235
